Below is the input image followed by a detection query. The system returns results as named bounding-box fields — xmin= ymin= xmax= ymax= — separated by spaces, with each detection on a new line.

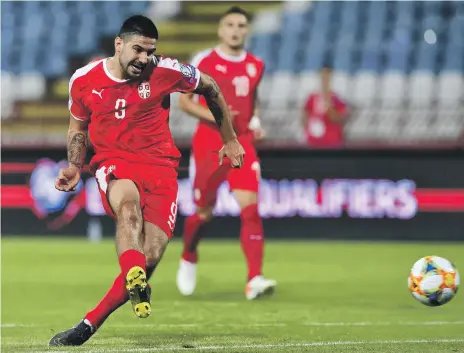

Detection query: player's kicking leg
xmin=233 ymin=189 xmax=276 ymax=300
xmin=50 ymin=179 xmax=153 ymax=346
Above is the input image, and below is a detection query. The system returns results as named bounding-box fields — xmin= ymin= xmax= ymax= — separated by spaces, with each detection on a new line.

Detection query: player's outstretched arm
xmin=55 ymin=117 xmax=89 ymax=192
xmin=194 ymin=72 xmax=245 ymax=168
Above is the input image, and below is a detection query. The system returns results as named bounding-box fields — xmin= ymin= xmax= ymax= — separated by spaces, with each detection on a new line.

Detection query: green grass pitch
xmin=1 ymin=237 xmax=464 ymax=352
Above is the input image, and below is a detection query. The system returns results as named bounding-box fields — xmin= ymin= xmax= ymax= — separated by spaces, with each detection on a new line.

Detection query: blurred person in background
xmin=176 ymin=6 xmax=277 ymax=300
xmin=301 ymin=64 xmax=350 ymax=148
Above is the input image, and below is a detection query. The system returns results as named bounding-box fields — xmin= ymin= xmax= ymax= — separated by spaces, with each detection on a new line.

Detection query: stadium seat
xmin=257 ymin=75 xmax=273 ymax=108
xmin=304 ymin=39 xmax=326 ymax=71
xmin=360 ymin=50 xmax=381 ymax=73
xmin=408 ymin=72 xmax=436 ymax=108
xmin=268 ymin=72 xmax=294 ymax=109
xmin=443 ymin=43 xmax=463 ymax=72
xmin=387 ymin=50 xmax=409 ymax=73
xmin=380 ymin=73 xmax=406 ymax=108
xmin=345 ymin=109 xmax=375 ymax=140
xmin=332 ymin=47 xmax=352 ymax=73
xmin=437 ymin=73 xmax=464 ymax=108
xmin=331 ymin=72 xmax=351 ymax=99
xmin=252 ymin=8 xmax=281 ymax=35
xmin=1 ymin=72 xmax=16 ymax=119
xmin=375 ymin=110 xmax=403 ymax=140
xmin=16 ymin=73 xmax=46 ymax=101
xmin=296 ymin=71 xmax=319 ymax=105
xmin=253 ymin=34 xmax=275 ymax=71
xmin=434 ymin=111 xmax=463 ymax=139
xmin=402 ymin=109 xmax=434 ymax=140
xmin=340 ymin=1 xmax=360 ymax=28
xmin=351 ymin=73 xmax=378 ymax=106
xmin=277 ymin=38 xmax=299 ymax=72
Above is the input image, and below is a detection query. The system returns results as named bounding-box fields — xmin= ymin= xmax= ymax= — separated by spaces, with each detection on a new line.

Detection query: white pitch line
xmin=3 ymin=321 xmax=464 ymax=329
xmin=303 ymin=321 xmax=464 ymax=327
xmin=0 ymin=324 xmax=34 ymax=328
xmin=107 ymin=320 xmax=464 ymax=328
xmin=35 ymin=338 xmax=464 ymax=353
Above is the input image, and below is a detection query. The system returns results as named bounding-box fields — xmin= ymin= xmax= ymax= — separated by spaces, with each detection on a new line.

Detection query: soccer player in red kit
xmin=302 ymin=64 xmax=350 ymax=148
xmin=50 ymin=15 xmax=244 ymax=346
xmin=176 ymin=7 xmax=276 ymax=300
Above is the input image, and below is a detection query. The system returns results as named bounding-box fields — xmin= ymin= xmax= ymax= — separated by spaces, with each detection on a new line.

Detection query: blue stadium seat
xmin=311 ymin=1 xmax=332 ymax=25
xmin=360 ymin=50 xmax=381 ymax=73
xmin=416 ymin=43 xmax=438 ymax=72
xmin=253 ymin=34 xmax=276 ymax=72
xmin=304 ymin=40 xmax=325 ymax=71
xmin=443 ymin=44 xmax=463 ymax=72
xmin=336 ymin=32 xmax=356 ymax=51
xmin=332 ymin=47 xmax=352 ymax=73
xmin=282 ymin=11 xmax=305 ymax=36
xmin=421 ymin=15 xmax=444 ymax=35
xmin=340 ymin=1 xmax=360 ymax=29
xmin=448 ymin=19 xmax=464 ymax=47
xmin=423 ymin=1 xmax=443 ymax=15
xmin=364 ymin=27 xmax=384 ymax=50
xmin=387 ymin=49 xmax=409 ymax=73
xmin=277 ymin=37 xmax=299 ymax=72
xmin=1 ymin=1 xmax=13 ymax=14
xmin=128 ymin=1 xmax=149 ymax=15
xmin=366 ymin=1 xmax=387 ymax=27
xmin=390 ymin=27 xmax=413 ymax=47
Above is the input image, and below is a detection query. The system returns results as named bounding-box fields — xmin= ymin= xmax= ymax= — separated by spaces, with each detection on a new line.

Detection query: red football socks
xmin=240 ymin=204 xmax=264 ymax=281
xmin=85 ymin=273 xmax=128 ymax=328
xmin=119 ymin=249 xmax=146 ymax=277
xmin=85 ymin=250 xmax=149 ymax=328
xmin=182 ymin=213 xmax=207 ymax=263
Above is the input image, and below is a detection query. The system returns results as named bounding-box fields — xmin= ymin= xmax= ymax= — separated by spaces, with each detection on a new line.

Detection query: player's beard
xmin=122 ymin=58 xmax=146 ymax=79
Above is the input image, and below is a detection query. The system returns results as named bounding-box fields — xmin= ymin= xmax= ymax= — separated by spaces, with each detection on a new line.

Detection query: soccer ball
xmin=408 ymin=256 xmax=460 ymax=306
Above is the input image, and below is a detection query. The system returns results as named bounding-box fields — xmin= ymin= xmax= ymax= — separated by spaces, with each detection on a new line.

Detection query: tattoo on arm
xmin=68 ymin=130 xmax=88 ymax=169
xmin=194 ymin=74 xmax=224 ymax=127
xmin=194 ymin=72 xmax=236 ymax=142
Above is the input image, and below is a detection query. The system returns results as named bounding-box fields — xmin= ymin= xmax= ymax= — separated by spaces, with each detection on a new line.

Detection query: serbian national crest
xmin=246 ymin=63 xmax=257 ymax=78
xmin=138 ymin=81 xmax=151 ymax=99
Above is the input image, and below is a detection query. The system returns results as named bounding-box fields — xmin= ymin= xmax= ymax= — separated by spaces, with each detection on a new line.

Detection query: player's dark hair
xmin=118 ymin=15 xmax=159 ymax=40
xmin=221 ymin=6 xmax=251 ymax=22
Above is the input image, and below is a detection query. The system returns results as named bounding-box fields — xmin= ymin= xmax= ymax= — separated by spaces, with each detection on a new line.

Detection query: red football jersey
xmin=304 ymin=92 xmax=348 ymax=148
xmin=68 ymin=57 xmax=200 ymax=171
xmin=190 ymin=47 xmax=265 ymax=149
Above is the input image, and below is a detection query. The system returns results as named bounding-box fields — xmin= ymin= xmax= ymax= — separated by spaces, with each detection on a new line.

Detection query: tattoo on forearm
xmin=68 ymin=131 xmax=88 ymax=169
xmin=195 ymin=75 xmax=224 ymax=127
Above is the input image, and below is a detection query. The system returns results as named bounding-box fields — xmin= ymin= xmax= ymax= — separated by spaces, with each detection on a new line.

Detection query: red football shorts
xmin=94 ymin=158 xmax=179 ymax=238
xmin=190 ymin=141 xmax=260 ymax=207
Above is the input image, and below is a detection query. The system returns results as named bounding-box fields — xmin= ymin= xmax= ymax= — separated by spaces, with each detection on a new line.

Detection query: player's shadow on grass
xmin=98 ymin=332 xmax=251 ymax=349
xmin=184 ymin=291 xmax=275 ymax=302
xmin=183 ymin=291 xmax=244 ymax=301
